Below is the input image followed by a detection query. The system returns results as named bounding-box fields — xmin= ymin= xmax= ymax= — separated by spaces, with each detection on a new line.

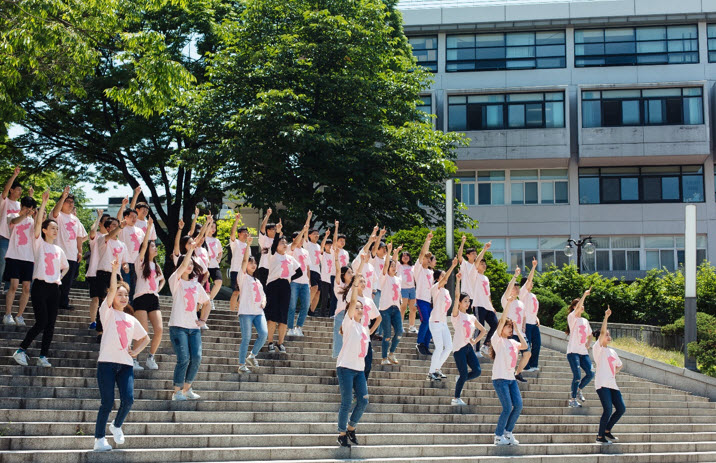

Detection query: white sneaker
xmin=577 ymin=389 xmax=586 ymax=402
xmin=381 ymin=358 xmax=392 ymax=365
xmin=12 ymin=349 xmax=28 ymax=366
xmin=296 ymin=327 xmax=305 ymax=337
xmin=14 ymin=316 xmax=25 ymax=326
xmin=568 ymin=398 xmax=582 ymax=408
xmin=408 ymin=326 xmax=418 ymax=334
xmin=451 ymin=398 xmax=467 ymax=406
xmin=239 ymin=365 xmax=251 ymax=374
xmin=247 ymin=353 xmax=259 ymax=367
xmin=525 ymin=367 xmax=539 ymax=372
xmin=505 ymin=432 xmax=519 ymax=445
xmin=3 ymin=314 xmax=15 ymax=325
xmin=436 ymin=370 xmax=447 ymax=379
xmin=185 ymin=388 xmax=200 ymax=400
xmin=133 ymin=359 xmax=144 ymax=371
xmin=36 ymin=356 xmax=52 ymax=367
xmin=494 ymin=435 xmax=510 ymax=446
xmin=145 ymin=356 xmax=158 ymax=370
xmin=388 ymin=353 xmax=399 ymax=365
xmin=109 ymin=421 xmax=125 ymax=444
xmin=480 ymin=345 xmax=489 ymax=356
xmin=476 ymin=351 xmax=484 ymax=358
xmin=94 ymin=437 xmax=113 ymax=452
xmin=172 ymin=390 xmax=187 ymax=401
xmin=287 ymin=328 xmax=296 ymax=336
xmin=200 ymin=323 xmax=210 ymax=330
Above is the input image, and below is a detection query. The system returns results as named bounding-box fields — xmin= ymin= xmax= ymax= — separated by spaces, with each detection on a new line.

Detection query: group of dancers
xmin=0 ymin=166 xmax=627 ymax=451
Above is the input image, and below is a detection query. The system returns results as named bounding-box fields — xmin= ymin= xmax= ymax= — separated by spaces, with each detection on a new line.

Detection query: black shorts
xmin=310 ymin=270 xmax=321 ymax=287
xmin=133 ymin=293 xmax=160 ymax=313
xmin=264 ymin=279 xmax=291 ymax=324
xmin=230 ymin=271 xmax=240 ymax=291
xmin=256 ymin=267 xmax=269 ymax=288
xmin=208 ymin=267 xmax=223 ymax=282
xmin=95 ymin=270 xmax=112 ymax=298
xmin=3 ymin=258 xmax=33 ymax=283
xmin=87 ymin=276 xmax=105 ymax=299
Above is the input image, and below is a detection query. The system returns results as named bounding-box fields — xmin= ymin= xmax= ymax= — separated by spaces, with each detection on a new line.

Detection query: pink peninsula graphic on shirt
xmin=514 ymin=304 xmax=522 ymax=325
xmin=482 ymin=280 xmax=490 ymax=296
xmin=365 ymin=270 xmax=373 ymax=289
xmin=130 ymin=232 xmax=141 ymax=251
xmin=148 ymin=269 xmax=157 ymax=291
xmin=340 ymin=254 xmax=347 ymax=267
xmin=444 ymin=293 xmax=451 ymax=312
xmin=280 ymin=259 xmax=290 ymax=278
xmin=184 ymin=286 xmax=197 ymax=311
xmin=44 ymin=252 xmax=56 ymax=275
xmin=608 ymin=354 xmax=618 ymax=376
xmin=578 ymin=324 xmax=588 ymax=344
xmin=403 ymin=267 xmax=412 ymax=283
xmin=392 ymin=283 xmax=400 ymax=302
xmin=359 ymin=332 xmax=369 ymax=358
xmin=7 ymin=208 xmax=20 ymax=215
xmin=111 ymin=245 xmax=122 ymax=260
xmin=116 ymin=319 xmax=132 ymax=350
xmin=16 ymin=222 xmax=31 ymax=246
xmin=66 ymin=221 xmax=76 ymax=240
xmin=253 ymin=281 xmax=262 ymax=303
xmin=314 ymin=250 xmax=321 ymax=265
xmin=298 ymin=254 xmax=307 ymax=272
xmin=462 ymin=319 xmax=472 ymax=338
xmin=508 ymin=343 xmax=518 ymax=369
xmin=326 ymin=258 xmax=333 ymax=274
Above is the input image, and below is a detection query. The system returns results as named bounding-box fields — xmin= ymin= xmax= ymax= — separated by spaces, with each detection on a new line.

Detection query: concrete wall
xmin=587 ymin=322 xmax=685 ymax=350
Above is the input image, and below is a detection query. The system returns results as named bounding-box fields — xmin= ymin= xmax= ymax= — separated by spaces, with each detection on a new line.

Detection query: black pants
xmin=319 ymin=281 xmax=332 ymax=316
xmin=21 ymin=280 xmax=60 ymax=357
xmin=329 ymin=276 xmax=338 ymax=316
xmin=59 ymin=260 xmax=80 ymax=310
xmin=364 ymin=341 xmax=373 ymax=381
xmin=256 ymin=267 xmax=269 ymax=289
xmin=476 ymin=306 xmax=498 ymax=350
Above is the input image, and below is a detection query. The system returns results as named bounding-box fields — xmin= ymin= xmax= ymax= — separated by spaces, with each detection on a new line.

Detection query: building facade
xmin=399 ymin=0 xmax=716 ymax=279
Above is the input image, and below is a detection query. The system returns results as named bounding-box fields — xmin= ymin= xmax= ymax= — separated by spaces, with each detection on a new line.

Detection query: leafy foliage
xmin=553 ymin=305 xmax=590 ymax=333
xmin=532 ymin=287 xmax=567 ymax=328
xmin=661 ymin=313 xmax=716 ymax=339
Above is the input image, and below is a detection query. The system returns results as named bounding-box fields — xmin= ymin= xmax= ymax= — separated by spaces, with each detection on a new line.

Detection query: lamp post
xmin=564 ymin=237 xmax=596 ymax=274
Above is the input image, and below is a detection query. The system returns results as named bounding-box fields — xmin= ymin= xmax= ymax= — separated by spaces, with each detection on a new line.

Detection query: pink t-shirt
xmin=429 ymin=284 xmax=452 ymax=324
xmin=230 ymin=239 xmax=247 ymax=272
xmin=336 ymin=315 xmax=368 ymax=371
xmin=303 ymin=240 xmax=321 ymax=273
xmin=520 ymin=287 xmax=539 ymax=325
xmin=592 ymin=341 xmax=622 ymax=391
xmin=55 ymin=211 xmax=87 ymax=262
xmin=97 ymin=300 xmax=148 ymax=366
xmin=135 ymin=218 xmax=157 ymax=241
xmin=378 ymin=274 xmax=402 ymax=311
xmin=491 ymin=333 xmax=521 ymax=380
xmin=32 ymin=236 xmax=69 ymax=284
xmin=119 ymin=225 xmax=145 ymax=263
xmin=501 ymin=296 xmax=526 ymax=332
xmin=459 ymin=260 xmax=477 ymax=301
xmin=97 ymin=238 xmax=129 ymax=272
xmin=134 ymin=257 xmax=164 ymax=299
xmin=5 ymin=215 xmax=34 ymax=262
xmin=0 ymin=198 xmax=20 ymax=239
xmin=238 ymin=272 xmax=266 ymax=315
xmin=321 ymin=250 xmax=335 ymax=283
xmin=290 ymin=247 xmax=310 ymax=285
xmin=266 ymin=252 xmax=299 ymax=284
xmin=167 ymin=272 xmax=210 ymax=329
xmin=205 ymin=237 xmax=222 ymax=269
xmin=474 ymin=273 xmax=494 ymax=311
xmin=413 ymin=263 xmax=433 ymax=302
xmin=452 ymin=311 xmax=477 ymax=352
xmin=567 ymin=312 xmax=593 ymax=355
xmin=336 ymin=249 xmax=350 ymax=269
xmin=86 ymin=233 xmax=106 ymax=278
xmin=257 ymin=232 xmax=273 ymax=269
xmin=399 ymin=264 xmax=415 ymax=289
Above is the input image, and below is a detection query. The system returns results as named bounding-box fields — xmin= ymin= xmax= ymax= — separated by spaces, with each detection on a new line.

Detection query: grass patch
xmin=609 ymin=337 xmax=684 ymax=368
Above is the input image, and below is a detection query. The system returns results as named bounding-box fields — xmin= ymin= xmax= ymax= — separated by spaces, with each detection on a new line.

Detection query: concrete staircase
xmin=1 ymin=290 xmax=716 ymax=462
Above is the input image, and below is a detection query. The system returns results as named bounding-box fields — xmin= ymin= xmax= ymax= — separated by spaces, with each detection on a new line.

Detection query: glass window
xmin=455 ymin=174 xmax=476 ymax=206
xmin=477 ymin=171 xmax=505 ymax=205
xmin=449 ymin=92 xmax=564 ymax=131
xmin=417 ymin=95 xmax=432 ymax=122
xmin=708 ymin=25 xmax=716 ymax=62
xmin=408 ymin=36 xmax=438 ymax=72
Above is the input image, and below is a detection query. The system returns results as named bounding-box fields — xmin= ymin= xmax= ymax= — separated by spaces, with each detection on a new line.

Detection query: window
xmin=449 ymin=92 xmax=564 ymax=131
xmin=575 ymin=25 xmax=698 ymax=67
xmin=582 ymin=87 xmax=703 ymax=128
xmin=455 ymin=172 xmax=476 ymax=206
xmin=539 ymin=169 xmax=569 ymax=204
xmin=473 ymin=169 xmax=568 ymax=205
xmin=646 ymin=236 xmax=707 ymax=271
xmin=709 ymin=25 xmax=716 ymax=62
xmin=485 ymin=238 xmax=506 ymax=263
xmin=417 ymin=95 xmax=432 ymax=122
xmin=582 ymin=236 xmax=640 ymax=272
xmin=408 ymin=36 xmax=438 ymax=72
xmin=477 ymin=170 xmax=505 ymax=205
xmin=446 ymin=31 xmax=565 ymax=72
xmin=482 ymin=236 xmax=569 ymax=270
xmin=578 ymin=166 xmax=704 ymax=204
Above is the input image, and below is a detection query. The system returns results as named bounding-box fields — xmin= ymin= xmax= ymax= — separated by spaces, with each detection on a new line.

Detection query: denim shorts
xmin=400 ymin=287 xmax=416 ymax=300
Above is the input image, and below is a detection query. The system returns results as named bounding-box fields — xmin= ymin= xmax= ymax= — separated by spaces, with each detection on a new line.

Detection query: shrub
xmin=553 ymin=305 xmax=590 ymax=333
xmin=688 ymin=331 xmax=716 ymax=377
xmin=532 ymin=287 xmax=567 ymax=327
xmin=662 ymin=313 xmax=716 ymax=340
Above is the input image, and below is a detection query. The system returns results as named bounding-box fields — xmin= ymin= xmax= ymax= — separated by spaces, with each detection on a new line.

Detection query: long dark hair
xmin=565 ymin=298 xmax=580 ymax=335
xmin=400 ymin=251 xmax=413 ymax=266
xmin=489 ymin=319 xmax=514 ymax=360
xmin=141 ymin=241 xmax=162 ymax=280
xmin=176 ymin=254 xmax=202 ymax=281
xmin=340 ymin=274 xmax=363 ymax=301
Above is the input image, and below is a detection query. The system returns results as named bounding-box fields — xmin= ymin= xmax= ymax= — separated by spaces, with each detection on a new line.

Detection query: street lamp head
xmin=584 ymin=240 xmax=596 ymax=255
xmin=563 ymin=244 xmax=574 ymax=258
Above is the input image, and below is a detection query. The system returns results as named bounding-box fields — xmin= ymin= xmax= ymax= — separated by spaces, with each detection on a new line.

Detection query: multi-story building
xmin=399 ymin=0 xmax=716 ymax=279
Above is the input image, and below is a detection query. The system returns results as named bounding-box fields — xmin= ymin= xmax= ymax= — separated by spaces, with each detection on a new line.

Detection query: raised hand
xmin=121 ymin=196 xmax=128 ymax=206
xmin=361 ymin=252 xmax=369 ymax=263
xmin=585 ymin=286 xmax=592 ymax=296
xmin=247 ymin=235 xmax=254 ymax=245
xmin=276 ymin=219 xmax=283 ymax=234
xmin=456 ymin=272 xmax=462 ymax=281
xmin=134 ymin=186 xmax=142 ymax=195
xmin=266 ymin=207 xmax=272 ymax=216
xmin=426 ymin=231 xmax=433 ymax=240
xmin=111 ymin=259 xmax=120 ymax=272
xmin=452 ymin=256 xmax=458 ymax=267
xmin=324 ymin=229 xmax=330 ymax=237
xmin=41 ymin=189 xmax=50 ymax=203
xmin=605 ymin=306 xmax=612 ymax=318
xmin=532 ymin=257 xmax=538 ymax=267
xmin=379 ymin=227 xmax=387 ymax=237
xmin=396 ymin=244 xmax=403 ymax=252
xmin=515 ymin=267 xmax=521 ymax=277
xmin=147 ymin=217 xmax=153 ymax=227
xmin=12 ymin=165 xmax=20 ymax=177
xmin=307 ymin=210 xmax=313 ymax=220
xmin=96 ymin=209 xmax=104 ymax=217
xmin=334 ymin=220 xmax=339 ymax=227
xmin=28 ymin=186 xmax=34 ymax=197
xmin=194 ymin=206 xmax=200 ymax=217
xmin=461 ymin=235 xmax=467 ymax=243
xmin=178 ymin=219 xmax=185 ymax=229
xmin=387 ymin=242 xmax=393 ymax=253
xmin=484 ymin=241 xmax=492 ymax=250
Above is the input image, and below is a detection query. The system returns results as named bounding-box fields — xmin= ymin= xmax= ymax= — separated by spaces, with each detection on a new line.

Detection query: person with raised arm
xmin=13 ymin=190 xmax=70 ymax=368
xmin=3 ymin=195 xmax=37 ymax=326
xmin=235 ymin=235 xmax=268 ymax=374
xmin=414 ymin=231 xmax=435 ymax=356
xmin=332 ymin=220 xmax=350 ymax=271
xmin=318 ymin=229 xmax=334 ymax=317
xmin=490 ymin=269 xmax=529 ymax=446
xmin=86 ymin=209 xmax=109 ymax=330
xmin=116 ymin=196 xmax=144 ymax=304
xmin=203 ymin=215 xmax=223 ymax=303
xmin=520 ymin=257 xmax=541 ymax=372
xmin=426 ymin=256 xmax=459 ymax=381
xmin=304 ymin=226 xmax=322 ymax=316
xmin=132 ymin=218 xmax=165 ymax=370
xmin=229 ymin=212 xmax=249 ymax=313
xmin=130 ymin=186 xmax=156 ymax=242
xmin=566 ymin=286 xmax=594 ymax=408
xmin=331 ymin=225 xmax=355 ymax=358
xmin=0 ymin=166 xmax=24 ymax=290
xmin=501 ymin=267 xmax=531 ymax=383
xmin=398 ymin=250 xmax=417 ymax=333
xmin=92 ymin=259 xmax=149 ymax=452
xmin=51 ymin=186 xmax=88 ymax=311
xmin=371 ymin=228 xmax=388 ymax=307
xmin=473 ymin=241 xmax=496 ymax=357
xmin=287 ymin=212 xmax=313 ymax=336
xmin=450 ymin=272 xmax=487 ymax=405
xmin=256 ymin=208 xmax=275 ymax=288
xmin=377 ymin=242 xmax=403 ymax=365
xmin=593 ymin=306 xmax=625 ymax=444
xmin=94 ymin=216 xmax=130 ymax=338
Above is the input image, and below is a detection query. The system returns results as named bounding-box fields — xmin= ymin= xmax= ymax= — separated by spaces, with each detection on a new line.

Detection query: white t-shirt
xmin=372 ymin=255 xmax=386 ymax=277
xmin=168 ymin=271 xmax=210 ymax=329
xmin=520 ymin=287 xmax=539 ymax=325
xmin=97 ymin=300 xmax=148 ymax=366
xmin=5 ymin=215 xmax=34 ymax=262
xmin=258 ymin=232 xmax=273 ymax=269
xmin=430 ymin=284 xmax=452 ymax=325
xmin=321 ymin=250 xmax=335 ymax=283
xmin=55 ymin=211 xmax=87 ymax=262
xmin=592 ymin=341 xmax=622 ymax=391
xmin=413 ymin=263 xmax=433 ymax=302
xmin=474 ymin=273 xmax=494 ymax=311
xmin=238 ymin=272 xmax=266 ymax=315
xmin=399 ymin=264 xmax=414 ymax=289
xmin=266 ymin=252 xmax=300 ymax=285
xmin=135 ymin=218 xmax=157 ymax=241
xmin=378 ymin=274 xmax=402 ymax=311
xmin=358 ymin=295 xmax=380 ymax=329
xmin=205 ymin=237 xmax=222 ymax=269
xmin=194 ymin=246 xmax=210 ymax=274
xmin=459 ymin=260 xmax=477 ymax=301
xmin=334 ymin=280 xmax=348 ymax=315
xmin=452 ymin=311 xmax=477 ymax=352
xmin=290 ymin=247 xmax=310 ymax=285
xmin=567 ymin=312 xmax=593 ymax=355
xmin=86 ymin=233 xmax=106 ymax=278
xmin=336 ymin=248 xmax=350 ymax=269
xmin=97 ymin=239 xmax=129 ymax=272
xmin=501 ymin=296 xmax=526 ymax=331
xmin=119 ymin=225 xmax=145 ymax=263
xmin=336 ymin=315 xmax=368 ymax=371
xmin=351 ymin=255 xmax=376 ymax=298
xmin=0 ymin=198 xmax=20 ymax=239
xmin=303 ymin=240 xmax=322 ymax=273
xmin=491 ymin=333 xmax=521 ymax=380
xmin=134 ymin=257 xmax=164 ymax=299
xmin=32 ymin=236 xmax=69 ymax=284
xmin=230 ymin=239 xmax=248 ymax=272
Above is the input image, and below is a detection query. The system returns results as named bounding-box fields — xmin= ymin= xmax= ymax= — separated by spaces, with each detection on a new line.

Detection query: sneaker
xmin=577 ymin=389 xmax=586 ymax=402
xmin=408 ymin=326 xmax=418 ymax=334
xmin=89 ymin=321 xmax=97 ymax=330
xmin=296 ymin=327 xmax=304 ymax=337
xmin=3 ymin=314 xmax=15 ymax=325
xmin=476 ymin=351 xmax=484 ymax=358
xmin=145 ymin=355 xmax=158 ymax=370
xmin=287 ymin=328 xmax=296 ymax=336
xmin=604 ymin=432 xmax=619 ymax=442
xmin=480 ymin=345 xmax=489 ymax=356
xmin=268 ymin=342 xmax=276 ymax=353
xmin=133 ymin=359 xmax=144 ymax=371
xmin=337 ymin=434 xmax=351 ymax=447
xmin=172 ymin=390 xmax=187 ymax=401
xmin=427 ymin=372 xmax=441 ymax=381
xmin=504 ymin=432 xmax=519 ymax=445
xmin=416 ymin=344 xmax=428 ymax=356
xmin=388 ymin=353 xmax=399 ymax=365
xmin=346 ymin=429 xmax=358 ymax=446
xmin=436 ymin=370 xmax=447 ymax=379
xmin=278 ymin=344 xmax=286 ymax=353
xmin=451 ymin=398 xmax=467 ymax=406
xmin=381 ymin=358 xmax=391 ymax=365
xmin=596 ymin=436 xmax=612 ymax=445
xmin=514 ymin=373 xmax=527 ymax=383
xmin=12 ymin=349 xmax=28 ymax=366
xmin=185 ymin=388 xmax=200 ymax=400
xmin=93 ymin=437 xmax=113 ymax=452
xmin=239 ymin=365 xmax=251 ymax=374
xmin=109 ymin=422 xmax=125 ymax=445
xmin=494 ymin=435 xmax=510 ymax=446
xmin=246 ymin=353 xmax=257 ymax=367
xmin=36 ymin=356 xmax=52 ymax=367
xmin=568 ymin=398 xmax=582 ymax=408
xmin=14 ymin=316 xmax=25 ymax=326
xmin=525 ymin=366 xmax=539 ymax=372
xmin=200 ymin=323 xmax=209 ymax=330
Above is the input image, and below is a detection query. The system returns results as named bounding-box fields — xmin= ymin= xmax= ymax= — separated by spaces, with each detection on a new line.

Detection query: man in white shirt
xmin=51 ymin=186 xmax=88 ymax=311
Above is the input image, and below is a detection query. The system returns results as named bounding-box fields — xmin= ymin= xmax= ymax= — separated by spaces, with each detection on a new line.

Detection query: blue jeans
xmin=493 ymin=379 xmax=522 ymax=436
xmin=121 ymin=263 xmax=137 ymax=304
xmin=372 ymin=290 xmax=381 ymax=309
xmin=336 ymin=367 xmax=369 ymax=433
xmin=0 ymin=236 xmax=8 ymax=291
xmin=239 ymin=314 xmax=268 ymax=364
xmin=597 ymin=388 xmax=626 ymax=437
xmin=525 ymin=323 xmax=541 ymax=369
xmin=380 ymin=306 xmax=403 ymax=358
xmin=453 ymin=343 xmax=481 ymax=399
xmin=169 ymin=326 xmax=202 ymax=388
xmin=332 ymin=310 xmax=346 ymax=358
xmin=95 ymin=362 xmax=134 ymax=438
xmin=416 ymin=299 xmax=433 ymax=348
xmin=288 ymin=282 xmax=310 ymax=329
xmin=567 ymin=353 xmax=594 ymax=398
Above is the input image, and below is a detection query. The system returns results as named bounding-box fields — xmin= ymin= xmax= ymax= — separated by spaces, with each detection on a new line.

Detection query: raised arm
xmin=10 ymin=207 xmax=32 ymax=225
xmin=230 ymin=212 xmax=241 ymax=242
xmin=129 ymin=186 xmax=141 ymax=210
xmin=345 ymin=274 xmax=361 ymax=321
xmin=502 ymin=267 xmax=521 ymax=308
xmin=139 ymin=218 xmax=153 ymax=259
xmin=574 ymin=286 xmax=592 ymax=317
xmin=332 ymin=220 xmax=340 ymax=248
xmin=34 ymin=190 xmax=50 ymax=239
xmin=52 ymin=186 xmax=70 ymax=220
xmin=173 ymin=219 xmax=185 ymax=257
xmin=417 ymin=231 xmax=433 ymax=264
xmin=241 ymin=235 xmax=254 ymax=274
xmin=2 ymin=165 xmax=19 ymax=199
xmin=115 ymin=195 xmax=128 ymax=221
xmin=176 ymin=243 xmax=196 ymax=275
xmin=260 ymin=208 xmax=272 ymax=235
xmin=383 ymin=242 xmax=396 ymax=276
xmin=106 ymin=219 xmax=125 ymax=241
xmin=89 ymin=209 xmax=104 ymax=240
xmin=189 ymin=206 xmax=200 ymax=236
xmin=373 ymin=227 xmax=386 ymax=258
xmin=522 ymin=257 xmax=537 ymax=291
xmin=452 ymin=273 xmax=462 ymax=318
xmin=476 ymin=241 xmax=492 ymax=264
xmin=106 ymin=259 xmax=120 ymax=306
xmin=320 ymin=228 xmax=330 ymax=253
xmin=457 ymin=235 xmax=466 ymax=263
xmin=439 ymin=257 xmax=459 ymax=288
xmin=599 ymin=306 xmax=612 ymax=347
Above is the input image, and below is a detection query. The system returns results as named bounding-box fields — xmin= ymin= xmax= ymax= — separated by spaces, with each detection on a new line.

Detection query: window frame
xmin=408 ymin=35 xmax=438 ymax=72
xmin=449 ymin=92 xmax=565 ymax=131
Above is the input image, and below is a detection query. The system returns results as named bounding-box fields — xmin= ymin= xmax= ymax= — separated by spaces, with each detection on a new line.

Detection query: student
xmin=593 ymin=306 xmax=625 ymax=444
xmin=13 ymin=190 xmax=70 ymax=367
xmin=94 ymin=217 xmax=130 ymax=337
xmin=473 ymin=242 xmax=496 ymax=357
xmin=501 ymin=268 xmax=531 ymax=383
xmin=378 ymin=243 xmax=403 ymax=365
xmin=133 ymin=218 xmax=165 ymax=370
xmin=398 ymin=251 xmax=417 ymax=333
xmin=318 ymin=230 xmax=334 ymax=317
xmin=333 ymin=222 xmax=350 ymax=271
xmin=427 ymin=257 xmax=458 ymax=381
xmin=129 ymin=186 xmax=156 ymax=241
xmin=168 ymin=243 xmax=210 ymax=401
xmin=229 ymin=212 xmax=248 ymax=313
xmin=0 ymin=166 xmax=23 ymax=290
xmin=116 ymin=197 xmax=145 ymax=304
xmin=93 ymin=260 xmax=149 ymax=452
xmin=86 ymin=210 xmax=109 ymax=330
xmin=304 ymin=228 xmax=322 ymax=315
xmin=332 ymin=247 xmax=354 ymax=359
xmin=256 ymin=208 xmax=275 ymax=288
xmin=235 ymin=235 xmax=267 ymax=374
xmin=173 ymin=215 xmax=212 ymax=328
xmin=451 ymin=273 xmax=486 ymax=406
xmin=520 ymin=258 xmax=541 ymax=372
xmin=457 ymin=236 xmax=491 ymax=349
xmin=287 ymin=212 xmax=313 ymax=336
xmin=51 ymin=186 xmax=88 ymax=312
xmin=566 ymin=287 xmax=594 ymax=408
xmin=371 ymin=231 xmax=388 ymax=309
xmin=490 ymin=270 xmax=528 ymax=446
xmin=203 ymin=218 xmax=223 ymax=302
xmin=414 ymin=231 xmax=434 ymax=355
xmin=3 ymin=196 xmax=37 ymax=326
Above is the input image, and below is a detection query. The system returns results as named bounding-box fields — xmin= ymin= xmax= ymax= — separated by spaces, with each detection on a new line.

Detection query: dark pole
xmin=577 ymin=243 xmax=582 ymax=274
